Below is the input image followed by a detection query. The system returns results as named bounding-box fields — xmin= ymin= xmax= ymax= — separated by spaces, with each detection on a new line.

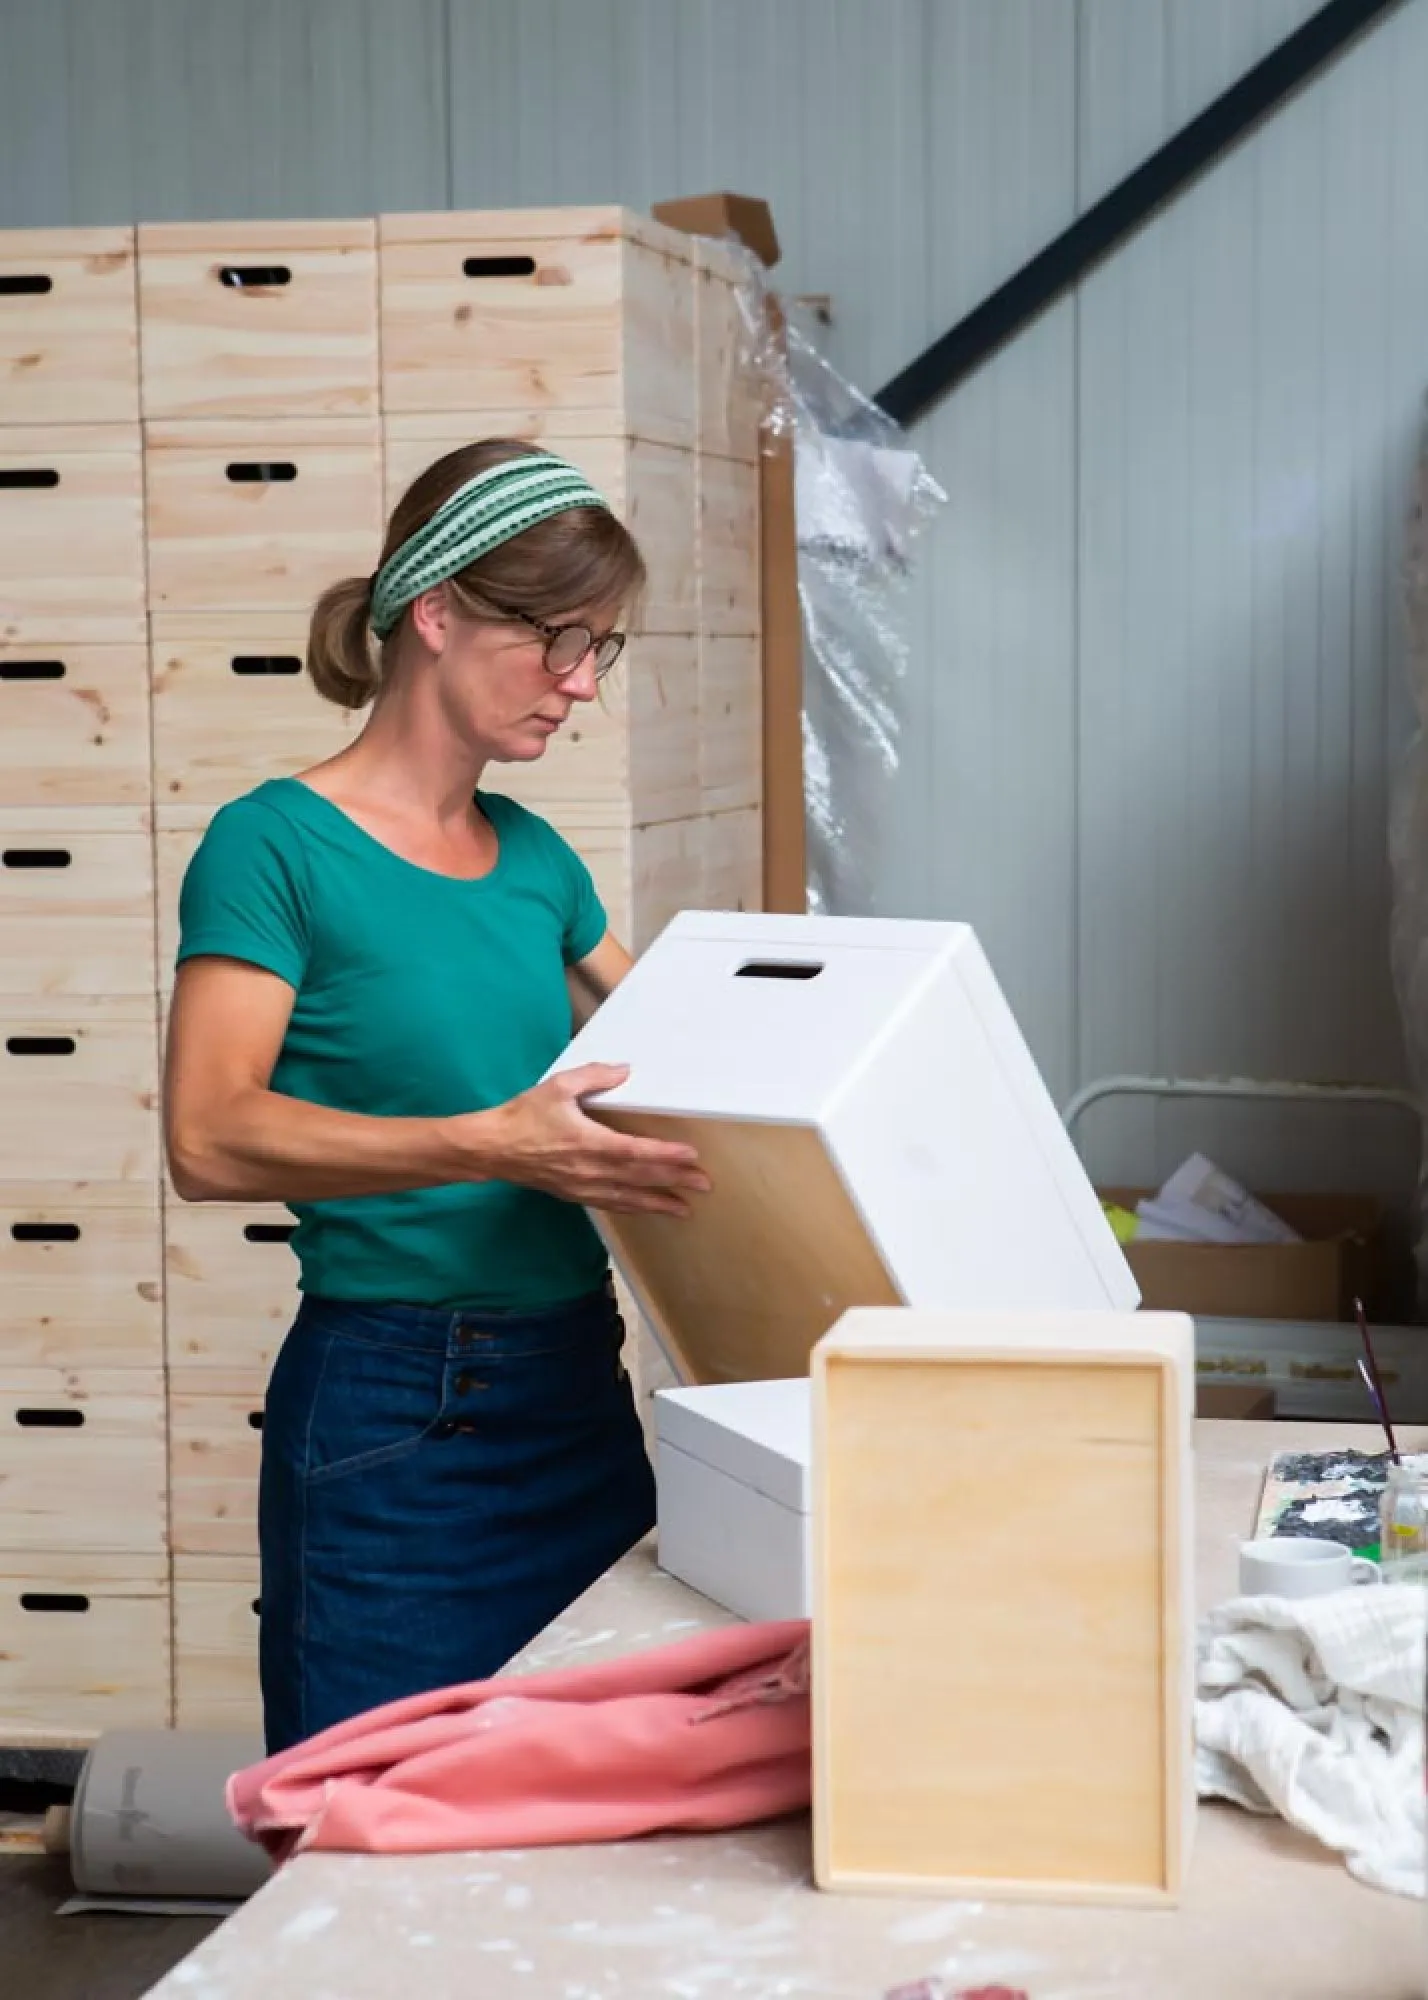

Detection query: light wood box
xmin=173 ymin=1554 xmax=261 ymax=1731
xmin=699 ymin=635 xmax=762 ymax=813
xmin=692 ymin=236 xmax=761 ymax=464
xmin=0 ymin=226 xmax=139 ymax=427
xmin=0 ymin=1367 xmax=167 ymax=1555
xmin=0 ymin=995 xmax=158 ymax=1182
xmin=169 ymin=1377 xmax=265 ymax=1557
xmin=702 ymin=806 xmax=764 ymax=918
xmin=811 ymin=1309 xmax=1195 ymax=1906
xmin=137 ymin=218 xmax=378 ymax=420
xmin=698 ymin=452 xmax=761 ymax=636
xmin=0 ymin=1551 xmax=171 ymax=1741
xmin=0 ymin=806 xmax=156 ymax=995
xmin=378 ymin=207 xmax=695 ymax=447
xmin=151 ymin=613 xmax=359 ymax=807
xmin=164 ymin=1199 xmax=297 ymax=1382
xmin=383 ymin=415 xmax=696 ymax=637
xmin=0 ymin=424 xmax=146 ymax=643
xmin=0 ymin=1181 xmax=162 ymax=1369
xmin=143 ymin=416 xmax=382 ymax=613
xmin=0 ymin=643 xmax=151 ymax=806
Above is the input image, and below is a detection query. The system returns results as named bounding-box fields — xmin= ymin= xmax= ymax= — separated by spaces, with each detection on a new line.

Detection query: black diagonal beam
xmin=875 ymin=0 xmax=1406 ymax=427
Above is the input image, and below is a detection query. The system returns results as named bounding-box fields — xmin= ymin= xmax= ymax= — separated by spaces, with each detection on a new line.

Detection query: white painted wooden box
xmin=550 ymin=912 xmax=1138 ymax=1385
xmin=654 ymin=1378 xmax=810 ymax=1621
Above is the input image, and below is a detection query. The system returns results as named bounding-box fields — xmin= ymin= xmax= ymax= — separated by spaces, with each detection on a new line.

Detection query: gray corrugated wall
xmin=2 ymin=0 xmax=1424 ymax=1196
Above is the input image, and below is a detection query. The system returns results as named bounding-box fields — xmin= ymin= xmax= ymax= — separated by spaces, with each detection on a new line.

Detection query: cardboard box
xmin=1102 ymin=1190 xmax=1385 ymax=1323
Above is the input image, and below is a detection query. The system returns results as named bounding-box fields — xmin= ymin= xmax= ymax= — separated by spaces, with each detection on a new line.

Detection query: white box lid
xmin=655 ymin=1378 xmax=810 ymax=1513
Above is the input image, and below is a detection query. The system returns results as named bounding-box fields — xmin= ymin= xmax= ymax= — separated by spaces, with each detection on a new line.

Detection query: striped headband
xmin=368 ymin=454 xmax=610 ymax=640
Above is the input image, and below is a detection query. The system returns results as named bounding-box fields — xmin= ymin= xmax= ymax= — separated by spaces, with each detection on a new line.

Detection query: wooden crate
xmin=143 ymin=417 xmax=382 ymax=613
xmin=0 ymin=1551 xmax=171 ymax=1740
xmin=698 ymin=451 xmax=761 ymax=636
xmin=0 ymin=1367 xmax=167 ymax=1554
xmin=0 ymin=643 xmax=151 ymax=806
xmin=0 ymin=425 xmax=145 ymax=643
xmin=169 ymin=1377 xmax=264 ymax=1557
xmin=811 ymin=1309 xmax=1195 ymax=1906
xmin=172 ymin=1554 xmax=261 ymax=1731
xmin=0 ymin=1181 xmax=162 ymax=1369
xmin=0 ymin=226 xmax=139 ymax=427
xmin=151 ymin=613 xmax=360 ymax=807
xmin=377 ymin=208 xmax=695 ymax=446
xmin=702 ymin=806 xmax=763 ymax=918
xmin=383 ymin=416 xmax=696 ymax=637
xmin=0 ymin=806 xmax=155 ymax=994
xmin=137 ymin=218 xmax=378 ymax=420
xmin=0 ymin=995 xmax=158 ymax=1182
xmin=164 ymin=1199 xmax=297 ymax=1382
xmin=692 ymin=236 xmax=761 ymax=464
xmin=698 ymin=634 xmax=762 ymax=814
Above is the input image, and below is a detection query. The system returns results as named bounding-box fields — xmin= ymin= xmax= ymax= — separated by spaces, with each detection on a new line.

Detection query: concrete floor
xmin=0 ymin=1851 xmax=220 ymax=2000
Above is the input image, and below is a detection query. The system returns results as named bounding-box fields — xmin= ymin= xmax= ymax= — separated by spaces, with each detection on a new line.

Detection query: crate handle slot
xmin=15 ymin=1408 xmax=84 ymax=1428
xmin=243 ymin=1221 xmax=295 ymax=1243
xmin=226 ymin=462 xmax=298 ymax=484
xmin=5 ymin=1035 xmax=76 ymax=1056
xmin=247 ymin=1410 xmax=264 ymax=1430
xmin=250 ymin=1598 xmax=261 ymax=1617
xmin=230 ymin=655 xmax=301 ymax=677
xmin=462 ymin=255 xmax=537 ymax=279
xmin=20 ymin=1592 xmax=89 ymax=1613
xmin=219 ymin=264 xmax=293 ymax=289
xmin=11 ymin=1221 xmax=81 ymax=1243
xmin=734 ymin=960 xmax=824 ymax=982
xmin=0 ymin=274 xmax=54 ymax=296
xmin=3 ymin=848 xmax=71 ymax=869
xmin=0 ymin=469 xmax=60 ymax=489
xmin=0 ymin=659 xmax=65 ymax=681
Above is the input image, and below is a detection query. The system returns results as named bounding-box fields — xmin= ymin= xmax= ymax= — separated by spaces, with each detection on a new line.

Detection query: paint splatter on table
xmin=1253 ymin=1448 xmax=1428 ymax=1557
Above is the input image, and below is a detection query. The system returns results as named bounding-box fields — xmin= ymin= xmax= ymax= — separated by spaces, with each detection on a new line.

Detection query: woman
xmin=164 ymin=440 xmax=709 ymax=1753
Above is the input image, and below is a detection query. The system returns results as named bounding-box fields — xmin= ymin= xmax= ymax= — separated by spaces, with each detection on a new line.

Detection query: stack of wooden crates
xmin=0 ymin=207 xmax=763 ymax=1742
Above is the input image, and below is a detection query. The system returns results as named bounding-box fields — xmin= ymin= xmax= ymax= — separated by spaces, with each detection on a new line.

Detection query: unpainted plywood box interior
xmin=596 ymin=1113 xmax=900 ymax=1383
xmin=813 ymin=1313 xmax=1193 ymax=1906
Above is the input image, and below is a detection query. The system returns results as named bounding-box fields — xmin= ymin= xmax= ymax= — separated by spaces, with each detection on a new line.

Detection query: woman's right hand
xmin=471 ymin=1064 xmax=711 ymax=1218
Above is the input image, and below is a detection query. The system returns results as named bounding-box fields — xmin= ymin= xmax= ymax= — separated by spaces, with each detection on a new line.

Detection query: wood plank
xmin=0 ymin=811 xmax=155 ymax=994
xmin=0 ymin=1367 xmax=167 ymax=1556
xmin=812 ymin=1311 xmax=1194 ymax=1904
xmin=0 ymin=1563 xmax=170 ymax=1737
xmin=0 ymin=997 xmax=158 ymax=1183
xmin=0 ymin=228 xmax=139 ymax=426
xmin=0 ymin=1182 xmax=162 ymax=1370
xmin=150 ymin=617 xmax=359 ymax=807
xmin=699 ymin=634 xmax=762 ymax=813
xmin=172 ymin=1554 xmax=261 ymax=1733
xmin=0 ymin=426 xmax=146 ymax=644
xmin=0 ymin=644 xmax=151 ymax=807
xmin=163 ymin=1200 xmax=296 ymax=1381
xmin=143 ymin=419 xmax=382 ymax=614
xmin=692 ymin=246 xmax=761 ymax=464
xmin=138 ymin=219 xmax=378 ymax=420
xmin=168 ymin=1383 xmax=264 ymax=1559
xmin=698 ymin=451 xmax=760 ymax=637
xmin=702 ymin=806 xmax=763 ymax=917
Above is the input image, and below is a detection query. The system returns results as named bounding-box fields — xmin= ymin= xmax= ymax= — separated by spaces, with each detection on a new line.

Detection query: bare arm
xmin=566 ymin=930 xmax=635 ymax=1028
xmin=164 ymin=954 xmax=707 ymax=1215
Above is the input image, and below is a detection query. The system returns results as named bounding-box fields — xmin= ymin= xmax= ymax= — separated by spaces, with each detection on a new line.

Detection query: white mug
xmin=1239 ymin=1537 xmax=1381 ymax=1599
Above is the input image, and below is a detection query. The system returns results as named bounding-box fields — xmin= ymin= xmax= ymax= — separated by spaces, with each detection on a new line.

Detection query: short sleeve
xmin=176 ymin=797 xmax=311 ymax=989
xmin=558 ymin=838 xmax=608 ymax=965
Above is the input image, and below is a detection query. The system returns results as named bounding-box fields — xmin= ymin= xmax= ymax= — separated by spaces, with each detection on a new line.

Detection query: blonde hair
xmin=306 ymin=440 xmax=647 ymax=711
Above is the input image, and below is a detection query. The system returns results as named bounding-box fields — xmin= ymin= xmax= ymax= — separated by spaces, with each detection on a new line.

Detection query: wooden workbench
xmin=144 ymin=1421 xmax=1422 ymax=1999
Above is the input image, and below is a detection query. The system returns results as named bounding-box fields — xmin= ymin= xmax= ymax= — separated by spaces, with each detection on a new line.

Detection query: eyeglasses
xmin=492 ymin=601 xmax=626 ymax=681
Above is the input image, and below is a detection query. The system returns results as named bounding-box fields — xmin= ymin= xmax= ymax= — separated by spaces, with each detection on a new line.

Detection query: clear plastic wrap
xmin=732 ymin=259 xmax=946 ymax=913
xmin=1389 ymin=407 xmax=1428 ymax=1303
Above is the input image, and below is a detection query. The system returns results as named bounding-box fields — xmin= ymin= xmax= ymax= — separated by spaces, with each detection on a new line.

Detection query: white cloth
xmin=1195 ymin=1585 xmax=1425 ymax=1897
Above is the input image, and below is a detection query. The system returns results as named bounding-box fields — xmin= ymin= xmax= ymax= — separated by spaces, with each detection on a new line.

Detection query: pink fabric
xmin=228 ymin=1621 xmax=811 ymax=1862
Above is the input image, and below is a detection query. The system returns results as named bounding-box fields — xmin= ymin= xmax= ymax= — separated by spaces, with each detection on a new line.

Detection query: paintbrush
xmin=1353 ymin=1296 xmax=1401 ymax=1464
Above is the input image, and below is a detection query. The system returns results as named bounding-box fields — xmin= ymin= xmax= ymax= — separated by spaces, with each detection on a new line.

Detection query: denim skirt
xmin=256 ymin=1280 xmax=656 ymax=1753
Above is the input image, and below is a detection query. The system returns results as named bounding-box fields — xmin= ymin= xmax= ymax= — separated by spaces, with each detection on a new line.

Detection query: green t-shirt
xmin=175 ymin=777 xmax=610 ymax=1310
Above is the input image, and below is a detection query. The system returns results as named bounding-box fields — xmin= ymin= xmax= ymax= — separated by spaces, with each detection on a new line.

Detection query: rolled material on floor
xmin=69 ymin=1730 xmax=271 ymax=1901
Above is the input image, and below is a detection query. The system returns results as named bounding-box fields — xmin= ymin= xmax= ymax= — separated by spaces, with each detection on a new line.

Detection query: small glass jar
xmin=1380 ymin=1461 xmax=1428 ymax=1580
